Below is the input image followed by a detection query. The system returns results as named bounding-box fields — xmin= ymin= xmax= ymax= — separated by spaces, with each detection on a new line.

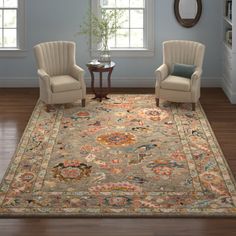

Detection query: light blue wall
xmin=0 ymin=0 xmax=222 ymax=85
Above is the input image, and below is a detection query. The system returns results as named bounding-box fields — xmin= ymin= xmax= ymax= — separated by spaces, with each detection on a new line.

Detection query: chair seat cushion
xmin=50 ymin=75 xmax=81 ymax=93
xmin=161 ymin=75 xmax=191 ymax=92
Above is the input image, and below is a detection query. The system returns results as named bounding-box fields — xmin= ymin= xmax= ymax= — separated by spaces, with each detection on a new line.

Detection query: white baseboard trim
xmin=0 ymin=76 xmax=222 ymax=88
xmin=222 ymin=79 xmax=236 ymax=104
xmin=84 ymin=77 xmax=156 ymax=88
xmin=85 ymin=76 xmax=222 ymax=88
xmin=0 ymin=77 xmax=39 ymax=87
xmin=201 ymin=77 xmax=222 ymax=88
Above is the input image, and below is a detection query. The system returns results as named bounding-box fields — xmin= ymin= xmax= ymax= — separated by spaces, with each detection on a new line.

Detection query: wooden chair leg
xmin=156 ymin=98 xmax=159 ymax=107
xmin=65 ymin=103 xmax=73 ymax=109
xmin=192 ymin=103 xmax=196 ymax=111
xmin=46 ymin=104 xmax=55 ymax=112
xmin=82 ymin=99 xmax=86 ymax=107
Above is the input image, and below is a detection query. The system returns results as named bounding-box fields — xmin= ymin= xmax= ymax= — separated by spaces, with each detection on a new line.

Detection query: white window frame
xmin=0 ymin=0 xmax=26 ymax=57
xmin=91 ymin=0 xmax=154 ymax=58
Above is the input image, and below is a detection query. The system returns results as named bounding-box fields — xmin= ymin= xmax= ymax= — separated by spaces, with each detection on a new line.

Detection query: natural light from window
xmin=100 ymin=0 xmax=145 ymax=49
xmin=0 ymin=0 xmax=18 ymax=48
xmin=93 ymin=0 xmax=153 ymax=57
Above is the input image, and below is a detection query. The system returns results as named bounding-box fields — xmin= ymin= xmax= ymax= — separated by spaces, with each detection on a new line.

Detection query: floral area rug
xmin=1 ymin=95 xmax=236 ymax=217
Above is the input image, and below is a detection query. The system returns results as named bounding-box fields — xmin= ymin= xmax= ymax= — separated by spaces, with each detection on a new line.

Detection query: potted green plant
xmin=79 ymin=7 xmax=123 ymax=62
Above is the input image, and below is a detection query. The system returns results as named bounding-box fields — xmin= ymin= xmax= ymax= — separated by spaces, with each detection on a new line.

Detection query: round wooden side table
xmin=87 ymin=61 xmax=115 ymax=102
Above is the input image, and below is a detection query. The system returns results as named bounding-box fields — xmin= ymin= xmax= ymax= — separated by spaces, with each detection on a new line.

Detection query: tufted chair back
xmin=163 ymin=40 xmax=205 ymax=72
xmin=34 ymin=41 xmax=76 ymax=76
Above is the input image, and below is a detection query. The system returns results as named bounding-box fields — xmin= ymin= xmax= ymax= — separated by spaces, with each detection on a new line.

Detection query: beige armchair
xmin=34 ymin=41 xmax=86 ymax=110
xmin=155 ymin=40 xmax=205 ymax=111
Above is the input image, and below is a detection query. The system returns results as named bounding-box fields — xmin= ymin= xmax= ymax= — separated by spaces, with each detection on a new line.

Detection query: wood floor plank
xmin=0 ymin=88 xmax=236 ymax=236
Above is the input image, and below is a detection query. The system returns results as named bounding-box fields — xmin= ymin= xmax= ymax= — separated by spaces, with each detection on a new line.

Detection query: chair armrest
xmin=37 ymin=69 xmax=51 ymax=85
xmin=190 ymin=68 xmax=202 ymax=98
xmin=155 ymin=64 xmax=169 ymax=82
xmin=71 ymin=65 xmax=85 ymax=82
xmin=191 ymin=68 xmax=202 ymax=81
xmin=38 ymin=69 xmax=50 ymax=79
xmin=71 ymin=65 xmax=86 ymax=98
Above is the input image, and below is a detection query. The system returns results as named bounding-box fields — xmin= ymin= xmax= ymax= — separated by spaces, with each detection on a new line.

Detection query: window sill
xmin=91 ymin=48 xmax=154 ymax=58
xmin=0 ymin=49 xmax=27 ymax=58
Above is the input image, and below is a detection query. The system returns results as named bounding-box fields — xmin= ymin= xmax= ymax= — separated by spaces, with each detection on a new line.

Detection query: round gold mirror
xmin=174 ymin=0 xmax=202 ymax=28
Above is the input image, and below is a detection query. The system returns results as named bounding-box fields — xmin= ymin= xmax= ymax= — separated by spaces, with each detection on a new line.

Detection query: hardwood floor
xmin=0 ymin=88 xmax=236 ymax=236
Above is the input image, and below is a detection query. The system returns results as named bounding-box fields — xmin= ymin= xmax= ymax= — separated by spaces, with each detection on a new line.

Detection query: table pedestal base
xmin=92 ymin=94 xmax=110 ymax=102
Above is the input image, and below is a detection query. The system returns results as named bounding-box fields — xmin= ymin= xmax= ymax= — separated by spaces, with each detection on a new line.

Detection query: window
xmin=0 ymin=0 xmax=25 ymax=56
xmin=92 ymin=0 xmax=154 ymax=57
